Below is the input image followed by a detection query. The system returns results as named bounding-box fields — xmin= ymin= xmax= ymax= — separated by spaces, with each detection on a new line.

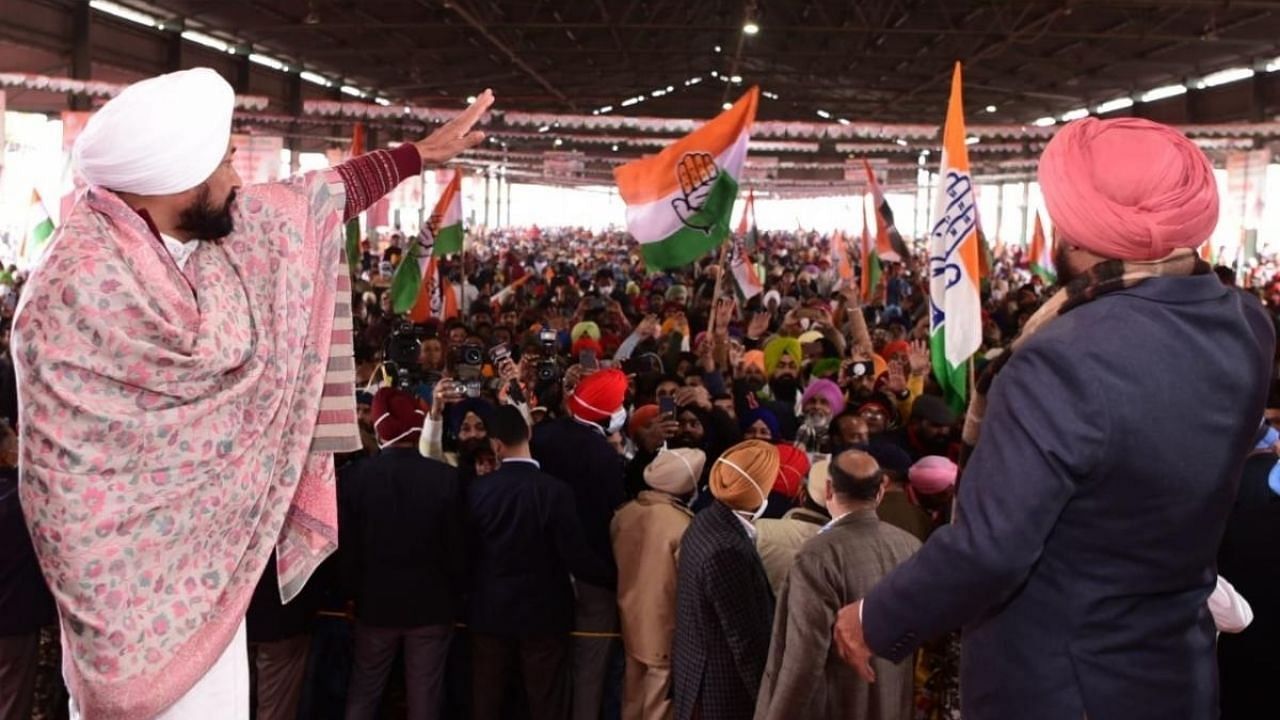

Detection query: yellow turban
xmin=710 ymin=440 xmax=780 ymax=512
xmin=763 ymin=337 xmax=803 ymax=377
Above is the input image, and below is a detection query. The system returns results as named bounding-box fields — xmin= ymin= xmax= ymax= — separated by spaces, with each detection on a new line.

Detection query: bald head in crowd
xmin=827 ymin=448 xmax=886 ymax=506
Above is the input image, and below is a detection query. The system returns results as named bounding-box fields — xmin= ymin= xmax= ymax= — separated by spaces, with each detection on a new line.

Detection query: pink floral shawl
xmin=13 ymin=169 xmax=359 ymax=719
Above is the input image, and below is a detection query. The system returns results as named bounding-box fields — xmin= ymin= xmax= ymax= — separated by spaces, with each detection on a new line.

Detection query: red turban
xmin=569 ymin=367 xmax=628 ymax=423
xmin=628 ymin=404 xmax=660 ymax=437
xmin=571 ymin=336 xmax=604 ymax=360
xmin=372 ymin=387 xmax=425 ymax=448
xmin=773 ymin=444 xmax=812 ymax=502
xmin=1039 ymin=118 xmax=1218 ymax=262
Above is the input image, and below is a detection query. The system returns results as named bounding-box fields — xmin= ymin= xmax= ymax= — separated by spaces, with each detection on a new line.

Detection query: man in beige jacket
xmin=611 ymin=448 xmax=705 ymax=720
xmin=755 ymin=457 xmax=832 ymax=594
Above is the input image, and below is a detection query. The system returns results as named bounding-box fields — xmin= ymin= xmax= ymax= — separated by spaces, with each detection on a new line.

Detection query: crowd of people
xmin=5 ymin=89 xmax=1280 ymax=720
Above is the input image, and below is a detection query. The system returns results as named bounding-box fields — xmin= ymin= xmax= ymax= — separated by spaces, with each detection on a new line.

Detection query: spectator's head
xmin=909 ymin=395 xmax=956 ymax=454
xmin=856 ymin=397 xmax=896 ymax=435
xmin=674 ymin=407 xmax=705 ymax=448
xmin=644 ymin=447 xmax=706 ymax=498
xmin=801 ymin=379 xmax=846 ymax=423
xmin=372 ymin=387 xmax=426 ymax=449
xmin=739 ymin=406 xmax=780 ymax=442
xmin=739 ymin=351 xmax=768 ymax=392
xmin=832 ymin=412 xmax=870 ymax=448
xmin=419 ymin=337 xmax=445 ymax=370
xmin=773 ymin=444 xmax=812 ymax=504
xmin=449 ymin=398 xmax=496 ymax=458
xmin=488 ymin=405 xmax=531 ymax=460
xmin=568 ymin=367 xmax=629 ymax=433
xmin=764 ymin=337 xmax=802 ymax=380
xmin=827 ymin=448 xmax=885 ymax=508
xmin=908 ymin=455 xmax=959 ymax=509
xmin=710 ymin=439 xmax=780 ymax=519
xmin=654 ymin=375 xmax=682 ymax=403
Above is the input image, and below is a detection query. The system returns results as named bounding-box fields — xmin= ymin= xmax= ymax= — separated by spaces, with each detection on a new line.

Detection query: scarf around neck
xmin=961 ymin=249 xmax=1209 ymax=453
xmin=13 ymin=170 xmax=358 ymax=719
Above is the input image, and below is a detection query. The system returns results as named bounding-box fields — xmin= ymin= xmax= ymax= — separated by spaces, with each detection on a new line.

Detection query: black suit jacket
xmin=0 ymin=468 xmax=55 ymax=636
xmin=338 ymin=447 xmax=464 ymax=627
xmin=531 ymin=418 xmax=624 ymax=587
xmin=672 ymin=501 xmax=774 ymax=720
xmin=863 ymin=276 xmax=1275 ymax=720
xmin=466 ymin=459 xmax=613 ymax=635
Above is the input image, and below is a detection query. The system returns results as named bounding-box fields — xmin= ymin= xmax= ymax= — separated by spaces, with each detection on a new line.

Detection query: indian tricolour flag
xmin=428 ymin=172 xmax=464 ymax=257
xmin=928 ymin=63 xmax=983 ymax=414
xmin=614 ymin=87 xmax=759 ymax=271
xmin=21 ymin=189 xmax=56 ymax=266
xmin=860 ymin=198 xmax=882 ymax=304
xmin=1028 ymin=212 xmax=1056 ymax=284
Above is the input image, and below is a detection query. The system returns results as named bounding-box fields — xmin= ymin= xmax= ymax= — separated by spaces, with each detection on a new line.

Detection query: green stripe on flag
xmin=638 ymin=173 xmax=739 ymax=271
xmin=432 ymin=224 xmax=464 ymax=257
xmin=1031 ymin=262 xmax=1057 ymax=285
xmin=390 ymin=240 xmax=425 ymax=313
xmin=930 ymin=329 xmax=968 ymax=415
xmin=345 ymin=219 xmax=361 ymax=276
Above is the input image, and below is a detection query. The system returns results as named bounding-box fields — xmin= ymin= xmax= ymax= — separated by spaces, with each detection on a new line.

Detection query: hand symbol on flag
xmin=672 ymin=152 xmax=720 ymax=233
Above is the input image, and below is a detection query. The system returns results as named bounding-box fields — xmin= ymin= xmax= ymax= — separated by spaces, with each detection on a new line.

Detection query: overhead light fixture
xmin=895 ymin=138 xmax=909 ymax=146
xmin=340 ymin=85 xmax=368 ymax=98
xmin=538 ymin=125 xmax=551 ymax=133
xmin=816 ymin=109 xmax=831 ymax=119
xmin=1199 ymin=66 xmax=1254 ymax=88
xmin=714 ymin=45 xmax=722 ymax=53
xmin=374 ymin=97 xmax=391 ymax=107
xmin=838 ymin=118 xmax=851 ymax=126
xmin=1140 ymin=84 xmax=1187 ymax=102
xmin=1095 ymin=97 xmax=1134 ymax=114
xmin=965 ymin=136 xmax=980 ymax=145
xmin=621 ymin=97 xmax=642 ymax=107
xmin=611 ymin=144 xmax=619 ymax=152
xmin=89 ymin=0 xmax=158 ymax=27
xmin=553 ymin=138 xmax=563 ymax=147
xmin=597 ymin=105 xmax=613 ymax=113
xmin=762 ymin=90 xmax=779 ymax=100
xmin=1032 ymin=116 xmax=1057 ymax=127
xmin=685 ymin=77 xmax=702 ymax=86
xmin=666 ymin=85 xmax=675 ymax=92
xmin=1060 ymin=107 xmax=1089 ymax=121
xmin=466 ymin=95 xmax=477 ymax=104
xmin=985 ymin=105 xmax=997 ymax=113
xmin=722 ymin=102 xmax=733 ymax=110
xmin=651 ymin=88 xmax=667 ymax=97
xmin=299 ymin=70 xmax=333 ymax=87
xmin=249 ymin=53 xmax=288 ymax=72
xmin=1267 ymin=56 xmax=1280 ymax=73
xmin=182 ymin=30 xmax=232 ymax=53
xmin=743 ymin=21 xmax=760 ymax=35
xmin=729 ymin=75 xmax=743 ymax=84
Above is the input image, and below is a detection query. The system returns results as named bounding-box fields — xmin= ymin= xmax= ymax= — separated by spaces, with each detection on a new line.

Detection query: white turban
xmin=73 ymin=67 xmax=235 ymax=196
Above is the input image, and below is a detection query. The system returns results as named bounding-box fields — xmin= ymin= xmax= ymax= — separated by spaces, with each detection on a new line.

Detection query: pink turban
xmin=1038 ymin=118 xmax=1218 ymax=262
xmin=801 ymin=379 xmax=846 ymax=416
xmin=908 ymin=456 xmax=958 ymax=495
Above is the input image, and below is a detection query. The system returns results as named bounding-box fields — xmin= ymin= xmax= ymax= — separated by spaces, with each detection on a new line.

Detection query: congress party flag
xmin=614 ymin=87 xmax=759 ymax=271
xmin=1028 ymin=212 xmax=1056 ymax=284
xmin=860 ymin=200 xmax=882 ymax=304
xmin=927 ymin=63 xmax=983 ymax=413
xmin=863 ymin=158 xmax=911 ymax=264
xmin=21 ymin=189 xmax=56 ymax=265
xmin=428 ymin=172 xmax=465 ymax=257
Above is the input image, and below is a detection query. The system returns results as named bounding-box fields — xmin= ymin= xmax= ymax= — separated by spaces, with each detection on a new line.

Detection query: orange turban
xmin=628 ymin=404 xmax=660 ymax=437
xmin=741 ymin=350 xmax=766 ymax=374
xmin=710 ymin=439 xmax=780 ymax=512
xmin=1039 ymin=117 xmax=1218 ymax=262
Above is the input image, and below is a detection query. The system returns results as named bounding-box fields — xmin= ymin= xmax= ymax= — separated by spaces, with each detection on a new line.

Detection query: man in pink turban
xmin=835 ymin=117 xmax=1275 ymax=719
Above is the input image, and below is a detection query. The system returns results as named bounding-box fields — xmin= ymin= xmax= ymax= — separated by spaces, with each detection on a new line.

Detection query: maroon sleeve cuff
xmin=333 ymin=143 xmax=424 ymax=222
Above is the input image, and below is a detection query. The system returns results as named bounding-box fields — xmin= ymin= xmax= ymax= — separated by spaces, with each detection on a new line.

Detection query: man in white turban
xmin=14 ymin=67 xmax=492 ymax=720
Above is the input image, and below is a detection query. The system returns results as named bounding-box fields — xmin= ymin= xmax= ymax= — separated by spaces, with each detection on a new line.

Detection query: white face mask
xmin=715 ymin=456 xmax=769 ymax=522
xmin=606 ymin=406 xmax=628 ymax=435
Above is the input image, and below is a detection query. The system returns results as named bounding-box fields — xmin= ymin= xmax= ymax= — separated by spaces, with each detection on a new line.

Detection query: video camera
xmin=383 ymin=321 xmax=431 ymax=390
xmin=536 ymin=329 xmax=561 ymax=383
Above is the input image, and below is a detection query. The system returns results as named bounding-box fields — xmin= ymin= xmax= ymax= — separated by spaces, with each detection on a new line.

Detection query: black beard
xmin=176 ymin=185 xmax=236 ymax=241
xmin=1053 ymin=242 xmax=1075 ymax=286
xmin=457 ymin=437 xmax=489 ymax=459
xmin=770 ymin=375 xmax=799 ymax=401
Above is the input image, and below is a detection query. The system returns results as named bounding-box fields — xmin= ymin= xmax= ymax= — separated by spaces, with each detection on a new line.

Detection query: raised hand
xmin=886 ymin=359 xmax=908 ymax=395
xmin=671 ymin=152 xmax=720 ymax=233
xmin=713 ymin=297 xmax=736 ymax=335
xmin=415 ymin=90 xmax=494 ymax=166
xmin=747 ymin=311 xmax=771 ymax=340
xmin=907 ymin=339 xmax=932 ymax=377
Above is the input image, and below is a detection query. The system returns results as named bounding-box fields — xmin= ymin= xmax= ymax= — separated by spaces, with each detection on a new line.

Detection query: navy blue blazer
xmin=466 ymin=459 xmax=614 ymax=635
xmin=863 ymin=275 xmax=1275 ymax=720
xmin=531 ymin=418 xmax=625 ymax=586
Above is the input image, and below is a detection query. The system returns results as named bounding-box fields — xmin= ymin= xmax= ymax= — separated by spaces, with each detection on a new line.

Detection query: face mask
xmin=606 ymin=406 xmax=628 ymax=435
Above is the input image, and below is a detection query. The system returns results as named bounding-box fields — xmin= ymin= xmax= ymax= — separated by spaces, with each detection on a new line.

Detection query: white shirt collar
xmin=160 ymin=233 xmax=198 ymax=270
xmin=503 ymin=457 xmax=541 ymax=469
xmin=732 ymin=510 xmax=758 ymax=541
